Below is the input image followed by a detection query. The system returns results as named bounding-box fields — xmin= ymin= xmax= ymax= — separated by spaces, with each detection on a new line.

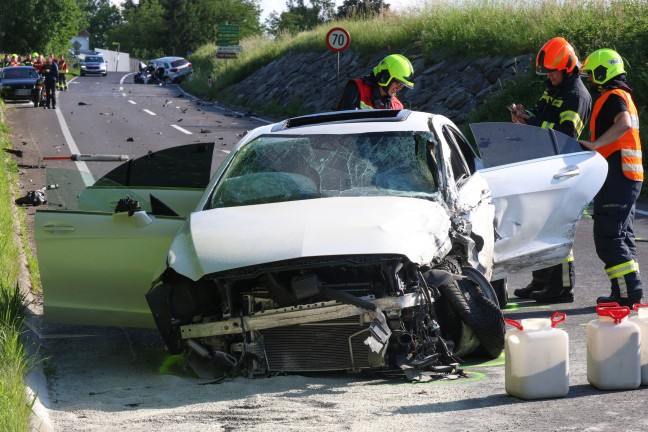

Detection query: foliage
xmin=336 ymin=0 xmax=390 ymax=19
xmin=0 ymin=105 xmax=33 ymax=432
xmin=81 ymin=0 xmax=122 ymax=49
xmin=108 ymin=0 xmax=262 ymax=59
xmin=108 ymin=0 xmax=167 ymax=60
xmin=188 ymin=0 xmax=648 ymax=132
xmin=0 ymin=0 xmax=82 ymax=54
xmin=265 ymin=0 xmax=335 ymax=36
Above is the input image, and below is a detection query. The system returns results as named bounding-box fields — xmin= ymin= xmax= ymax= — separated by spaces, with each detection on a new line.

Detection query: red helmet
xmin=536 ymin=37 xmax=578 ymax=75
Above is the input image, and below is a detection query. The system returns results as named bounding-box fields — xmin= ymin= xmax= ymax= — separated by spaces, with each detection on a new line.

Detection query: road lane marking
xmin=54 ymin=107 xmax=91 ymax=182
xmin=221 ymin=150 xmax=230 ymax=154
xmin=119 ymin=73 xmax=135 ymax=85
xmin=128 ymin=100 xmax=137 ymax=105
xmin=143 ymin=109 xmax=156 ymax=116
xmin=171 ymin=124 xmax=192 ymax=135
xmin=122 ymin=93 xmax=127 ymax=97
xmin=119 ymin=87 xmax=123 ymax=91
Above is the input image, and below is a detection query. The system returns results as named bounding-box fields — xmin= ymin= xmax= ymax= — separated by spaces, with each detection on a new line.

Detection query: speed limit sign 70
xmin=326 ymin=27 xmax=351 ymax=53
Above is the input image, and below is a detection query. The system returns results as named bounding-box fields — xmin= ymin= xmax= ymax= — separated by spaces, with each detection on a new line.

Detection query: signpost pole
xmin=337 ymin=52 xmax=340 ymax=90
xmin=325 ymin=27 xmax=351 ymax=94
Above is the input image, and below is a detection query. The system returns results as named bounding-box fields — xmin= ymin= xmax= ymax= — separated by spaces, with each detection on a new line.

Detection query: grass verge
xmin=0 ymin=104 xmax=34 ymax=432
xmin=184 ymin=0 xmax=648 ymax=138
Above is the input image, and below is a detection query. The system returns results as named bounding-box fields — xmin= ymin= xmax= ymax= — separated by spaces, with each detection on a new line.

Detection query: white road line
xmin=221 ymin=150 xmax=231 ymax=154
xmin=119 ymin=86 xmax=123 ymax=91
xmin=122 ymin=93 xmax=127 ymax=97
xmin=119 ymin=73 xmax=135 ymax=85
xmin=54 ymin=107 xmax=91 ymax=182
xmin=143 ymin=109 xmax=156 ymax=116
xmin=171 ymin=124 xmax=192 ymax=135
xmin=128 ymin=100 xmax=137 ymax=105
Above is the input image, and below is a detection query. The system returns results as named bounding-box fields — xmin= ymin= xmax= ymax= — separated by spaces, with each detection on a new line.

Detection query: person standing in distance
xmin=336 ymin=54 xmax=414 ymax=110
xmin=508 ymin=37 xmax=592 ymax=303
xmin=579 ymin=49 xmax=643 ymax=307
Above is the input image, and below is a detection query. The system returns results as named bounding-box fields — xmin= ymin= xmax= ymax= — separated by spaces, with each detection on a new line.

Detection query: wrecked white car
xmin=35 ymin=110 xmax=606 ymax=379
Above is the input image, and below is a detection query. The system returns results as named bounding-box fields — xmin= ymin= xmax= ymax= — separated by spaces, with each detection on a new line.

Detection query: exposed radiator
xmin=260 ymin=319 xmax=371 ymax=372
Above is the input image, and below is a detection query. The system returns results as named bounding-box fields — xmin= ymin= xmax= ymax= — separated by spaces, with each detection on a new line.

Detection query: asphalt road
xmin=5 ymin=74 xmax=648 ymax=431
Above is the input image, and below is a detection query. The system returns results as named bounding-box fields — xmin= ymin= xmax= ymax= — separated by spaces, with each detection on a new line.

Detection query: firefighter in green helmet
xmin=337 ymin=54 xmax=414 ymax=110
xmin=579 ymin=48 xmax=643 ymax=307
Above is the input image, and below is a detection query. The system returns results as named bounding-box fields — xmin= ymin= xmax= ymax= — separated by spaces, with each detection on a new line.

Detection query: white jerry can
xmin=630 ymin=304 xmax=648 ymax=385
xmin=504 ymin=312 xmax=569 ymax=399
xmin=587 ymin=303 xmax=640 ymax=390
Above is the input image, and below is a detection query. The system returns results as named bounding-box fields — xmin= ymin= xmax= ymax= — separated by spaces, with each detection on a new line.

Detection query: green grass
xmin=0 ymin=104 xmax=34 ymax=432
xmin=184 ymin=0 xmax=648 ymax=131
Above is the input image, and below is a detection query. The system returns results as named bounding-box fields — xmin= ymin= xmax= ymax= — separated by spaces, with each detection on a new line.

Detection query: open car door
xmin=34 ymin=143 xmax=218 ymax=328
xmin=79 ymin=142 xmax=215 ymax=217
xmin=471 ymin=123 xmax=607 ymax=280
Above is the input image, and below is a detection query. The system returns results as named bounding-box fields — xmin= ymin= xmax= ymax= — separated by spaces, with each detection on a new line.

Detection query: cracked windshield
xmin=210 ymin=132 xmax=440 ymax=208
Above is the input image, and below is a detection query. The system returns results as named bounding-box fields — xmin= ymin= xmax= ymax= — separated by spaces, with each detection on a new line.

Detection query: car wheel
xmin=436 ymin=261 xmax=505 ymax=359
xmin=163 ymin=76 xmax=172 ymax=85
xmin=80 ymin=72 xmax=85 ymax=76
xmin=102 ymin=72 xmax=107 ymax=76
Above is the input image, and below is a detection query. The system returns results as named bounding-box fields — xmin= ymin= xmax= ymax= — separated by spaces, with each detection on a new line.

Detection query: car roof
xmin=152 ymin=56 xmax=185 ymax=62
xmin=2 ymin=66 xmax=37 ymax=70
xmin=267 ymin=109 xmax=434 ymax=134
xmin=239 ymin=110 xmax=437 ymax=145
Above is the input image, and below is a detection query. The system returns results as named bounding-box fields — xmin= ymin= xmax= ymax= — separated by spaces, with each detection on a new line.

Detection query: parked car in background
xmin=146 ymin=56 xmax=192 ymax=84
xmin=80 ymin=55 xmax=107 ymax=76
xmin=0 ymin=66 xmax=42 ymax=105
xmin=34 ymin=110 xmax=606 ymax=380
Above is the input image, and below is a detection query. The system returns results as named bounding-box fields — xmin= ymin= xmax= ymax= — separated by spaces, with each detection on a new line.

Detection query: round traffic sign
xmin=326 ymin=27 xmax=351 ymax=53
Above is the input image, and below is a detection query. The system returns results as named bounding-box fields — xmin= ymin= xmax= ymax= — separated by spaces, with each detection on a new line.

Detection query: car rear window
xmin=171 ymin=59 xmax=188 ymax=68
xmin=86 ymin=57 xmax=103 ymax=62
xmin=2 ymin=68 xmax=38 ymax=79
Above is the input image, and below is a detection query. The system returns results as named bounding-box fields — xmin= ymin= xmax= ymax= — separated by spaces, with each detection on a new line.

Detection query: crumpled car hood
xmin=167 ymin=196 xmax=452 ymax=281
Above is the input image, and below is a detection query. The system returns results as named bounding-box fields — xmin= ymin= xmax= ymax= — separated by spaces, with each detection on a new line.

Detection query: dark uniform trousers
xmin=593 ymin=152 xmax=643 ymax=300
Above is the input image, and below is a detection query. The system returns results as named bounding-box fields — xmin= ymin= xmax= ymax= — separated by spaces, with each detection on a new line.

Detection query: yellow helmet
xmin=373 ymin=54 xmax=414 ymax=89
xmin=581 ymin=49 xmax=625 ymax=85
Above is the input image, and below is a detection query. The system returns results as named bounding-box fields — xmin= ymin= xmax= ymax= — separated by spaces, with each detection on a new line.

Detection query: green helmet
xmin=32 ymin=52 xmax=38 ymax=58
xmin=373 ymin=54 xmax=414 ymax=89
xmin=581 ymin=48 xmax=625 ymax=85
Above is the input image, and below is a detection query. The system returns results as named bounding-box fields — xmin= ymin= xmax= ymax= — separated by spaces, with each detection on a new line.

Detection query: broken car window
xmin=209 ymin=132 xmax=440 ymax=209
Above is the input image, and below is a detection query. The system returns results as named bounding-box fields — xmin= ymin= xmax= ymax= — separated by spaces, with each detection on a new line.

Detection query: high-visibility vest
xmin=352 ymin=78 xmax=404 ymax=110
xmin=591 ymin=88 xmax=643 ymax=181
xmin=59 ymin=61 xmax=68 ymax=73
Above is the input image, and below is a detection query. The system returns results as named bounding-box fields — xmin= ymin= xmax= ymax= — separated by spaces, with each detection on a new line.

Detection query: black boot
xmin=530 ymin=286 xmax=574 ymax=304
xmin=513 ymin=283 xmax=543 ymax=299
xmin=596 ymin=294 xmax=642 ymax=308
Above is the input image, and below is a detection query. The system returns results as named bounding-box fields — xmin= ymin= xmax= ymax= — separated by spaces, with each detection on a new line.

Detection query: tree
xmin=336 ymin=0 xmax=389 ymax=19
xmin=266 ymin=0 xmax=334 ymax=36
xmin=0 ymin=0 xmax=82 ymax=54
xmin=108 ymin=0 xmax=167 ymax=59
xmin=83 ymin=0 xmax=122 ymax=49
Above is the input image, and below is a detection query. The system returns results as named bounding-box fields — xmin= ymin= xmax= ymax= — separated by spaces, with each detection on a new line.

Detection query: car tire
xmin=102 ymin=72 xmax=107 ymax=77
xmin=163 ymin=76 xmax=172 ymax=85
xmin=80 ymin=72 xmax=85 ymax=76
xmin=436 ymin=261 xmax=505 ymax=359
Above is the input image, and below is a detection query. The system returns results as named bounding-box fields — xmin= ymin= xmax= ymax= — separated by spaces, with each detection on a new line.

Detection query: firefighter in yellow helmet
xmin=509 ymin=37 xmax=592 ymax=304
xmin=336 ymin=54 xmax=414 ymax=110
xmin=579 ymin=49 xmax=643 ymax=307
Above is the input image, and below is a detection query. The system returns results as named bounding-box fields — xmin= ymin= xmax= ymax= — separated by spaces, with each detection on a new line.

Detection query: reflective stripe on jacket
xmin=591 ymin=89 xmax=643 ymax=181
xmin=352 ymin=78 xmax=403 ymax=110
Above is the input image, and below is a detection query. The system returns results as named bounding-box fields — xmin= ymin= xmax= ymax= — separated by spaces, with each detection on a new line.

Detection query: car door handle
xmin=43 ymin=224 xmax=75 ymax=233
xmin=553 ymin=166 xmax=580 ymax=180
